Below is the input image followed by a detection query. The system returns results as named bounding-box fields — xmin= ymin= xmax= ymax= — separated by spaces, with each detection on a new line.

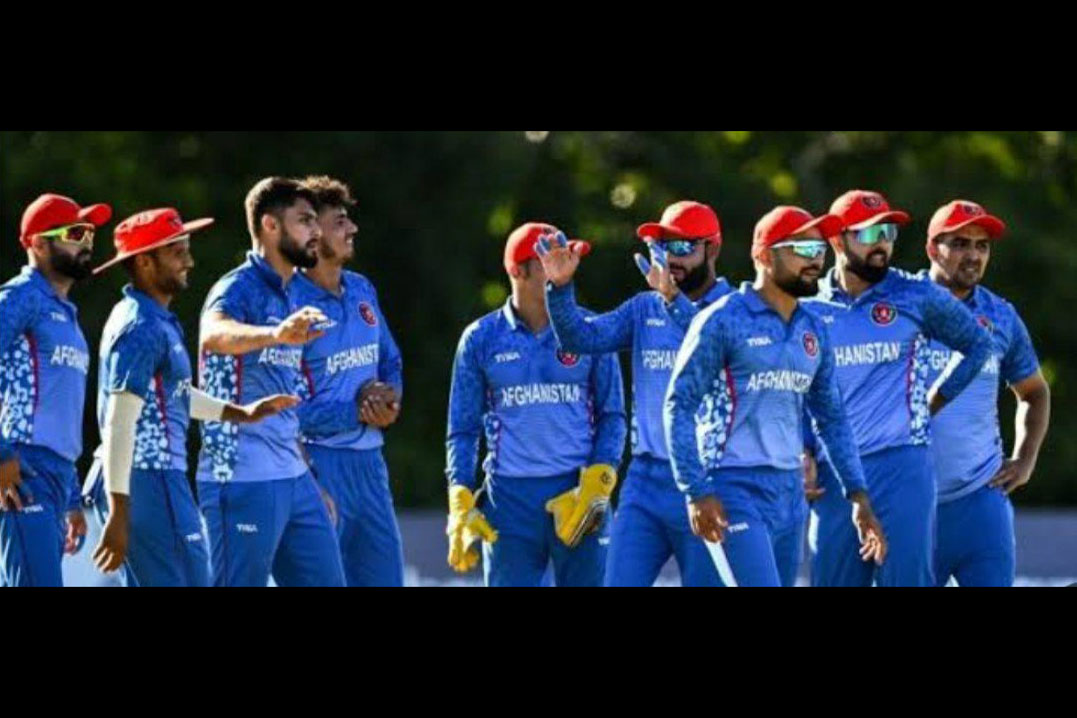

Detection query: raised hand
xmin=533 ymin=231 xmax=583 ymax=287
xmin=273 ymin=306 xmax=329 ymax=346
xmin=634 ymin=241 xmax=679 ymax=302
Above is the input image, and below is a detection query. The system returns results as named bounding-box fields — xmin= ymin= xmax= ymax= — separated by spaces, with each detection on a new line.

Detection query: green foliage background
xmin=2 ymin=131 xmax=1073 ymax=506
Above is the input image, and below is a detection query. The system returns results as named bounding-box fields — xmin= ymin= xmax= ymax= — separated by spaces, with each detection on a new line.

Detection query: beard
xmin=50 ymin=248 xmax=93 ymax=281
xmin=950 ymin=262 xmax=983 ymax=291
xmin=776 ymin=271 xmax=819 ymax=298
xmin=279 ymin=228 xmax=319 ymax=269
xmin=674 ymin=261 xmax=709 ymax=295
xmin=845 ymin=248 xmax=889 ymax=285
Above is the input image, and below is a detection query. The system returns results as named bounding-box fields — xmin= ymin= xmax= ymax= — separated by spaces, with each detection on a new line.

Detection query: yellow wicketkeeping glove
xmin=545 ymin=464 xmax=618 ymax=548
xmin=446 ymin=485 xmax=498 ymax=573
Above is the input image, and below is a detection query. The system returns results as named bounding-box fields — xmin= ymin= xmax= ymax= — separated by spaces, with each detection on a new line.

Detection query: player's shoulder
xmin=890 ymin=267 xmax=939 ymax=298
xmin=693 ymin=284 xmax=746 ymax=328
xmin=974 ymin=284 xmax=1023 ymax=328
xmin=342 ymin=269 xmax=377 ymax=295
xmin=460 ymin=307 xmax=503 ymax=345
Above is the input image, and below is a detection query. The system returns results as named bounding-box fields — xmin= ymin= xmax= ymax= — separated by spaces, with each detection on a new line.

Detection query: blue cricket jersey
xmin=96 ymin=286 xmax=193 ymax=473
xmin=290 ymin=269 xmax=404 ymax=451
xmin=803 ymin=267 xmax=993 ymax=457
xmin=545 ymin=279 xmax=732 ymax=461
xmin=445 ymin=299 xmax=627 ymax=488
xmin=923 ymin=278 xmax=1040 ymax=503
xmin=197 ymin=252 xmax=308 ymax=483
xmin=664 ymin=283 xmax=867 ymax=501
xmin=0 ymin=266 xmax=90 ymax=465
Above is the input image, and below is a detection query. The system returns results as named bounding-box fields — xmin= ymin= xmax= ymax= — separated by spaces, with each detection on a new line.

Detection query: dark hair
xmin=244 ymin=177 xmax=317 ymax=240
xmin=299 ymin=175 xmax=356 ymax=212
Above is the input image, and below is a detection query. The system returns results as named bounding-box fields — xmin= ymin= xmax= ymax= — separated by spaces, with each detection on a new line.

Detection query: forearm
xmin=546 ymin=282 xmax=631 ymax=354
xmin=201 ymin=316 xmax=277 ymax=356
xmin=102 ymin=392 xmax=144 ymax=496
xmin=590 ymin=412 xmax=627 ymax=468
xmin=1012 ymin=386 xmax=1051 ymax=467
xmin=445 ymin=433 xmax=481 ymax=489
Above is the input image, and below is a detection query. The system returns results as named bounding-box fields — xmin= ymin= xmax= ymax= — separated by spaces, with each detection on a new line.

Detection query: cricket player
xmin=923 ymin=200 xmax=1050 ymax=586
xmin=0 ymin=193 xmax=102 ymax=586
xmin=538 ymin=200 xmax=733 ymax=586
xmin=805 ymin=190 xmax=993 ymax=587
xmin=291 ymin=176 xmax=406 ymax=587
xmin=197 ymin=177 xmax=346 ymax=587
xmin=445 ymin=222 xmax=626 ymax=587
xmin=88 ymin=207 xmax=299 ymax=586
xmin=664 ymin=206 xmax=887 ymax=587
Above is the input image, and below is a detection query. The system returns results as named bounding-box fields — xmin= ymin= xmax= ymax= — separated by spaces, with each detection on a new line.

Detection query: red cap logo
xmin=751 ymin=206 xmax=843 ymax=259
xmin=359 ymin=301 xmax=378 ymax=327
xmin=927 ymin=200 xmax=1006 ymax=243
xmin=556 ymin=349 xmax=580 ymax=367
xmin=94 ymin=208 xmax=214 ymax=275
xmin=829 ymin=190 xmax=911 ymax=232
xmin=871 ymin=302 xmax=898 ymax=326
xmin=803 ymin=331 xmax=819 ymax=358
xmin=637 ymin=201 xmax=722 ymax=243
xmin=20 ymin=193 xmax=112 ymax=248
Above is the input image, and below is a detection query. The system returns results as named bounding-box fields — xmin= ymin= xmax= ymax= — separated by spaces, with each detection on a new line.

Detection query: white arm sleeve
xmin=190 ymin=387 xmax=228 ymax=422
xmin=103 ymin=392 xmax=145 ymax=496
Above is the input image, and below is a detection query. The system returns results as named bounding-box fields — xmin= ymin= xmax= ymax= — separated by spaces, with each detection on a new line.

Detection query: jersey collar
xmin=122 ymin=284 xmax=176 ymax=322
xmin=21 ymin=265 xmax=77 ymax=313
xmin=247 ymin=251 xmax=293 ymax=293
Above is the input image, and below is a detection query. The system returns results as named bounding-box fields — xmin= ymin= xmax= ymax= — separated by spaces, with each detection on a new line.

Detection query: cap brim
xmin=936 ymin=215 xmax=1006 ymax=240
xmin=847 ymin=210 xmax=911 ymax=231
xmin=791 ymin=214 xmax=844 ymax=240
xmin=78 ymin=203 xmax=113 ymax=227
xmin=638 ymin=222 xmax=689 ymax=240
xmin=93 ymin=218 xmax=215 ymax=275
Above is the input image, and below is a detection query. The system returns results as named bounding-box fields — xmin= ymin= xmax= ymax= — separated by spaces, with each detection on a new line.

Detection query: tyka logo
xmin=871 ymin=302 xmax=897 ymax=326
xmin=358 ymin=302 xmax=378 ymax=327
xmin=803 ymin=331 xmax=819 ymax=358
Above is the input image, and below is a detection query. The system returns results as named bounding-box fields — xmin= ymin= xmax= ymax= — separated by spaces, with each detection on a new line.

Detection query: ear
xmin=706 ymin=241 xmax=721 ymax=262
xmin=260 ymin=212 xmax=278 ymax=238
xmin=926 ymin=239 xmax=938 ymax=260
xmin=508 ymin=264 xmax=521 ymax=279
xmin=827 ymin=233 xmax=843 ymax=254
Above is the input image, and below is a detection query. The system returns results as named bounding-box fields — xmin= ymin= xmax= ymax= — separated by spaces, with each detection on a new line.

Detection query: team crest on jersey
xmin=556 ymin=349 xmax=580 ymax=367
xmin=870 ymin=301 xmax=898 ymax=326
xmin=977 ymin=315 xmax=994 ymax=333
xmin=802 ymin=330 xmax=819 ymax=358
xmin=358 ymin=301 xmax=378 ymax=326
xmin=862 ymin=194 xmax=883 ymax=209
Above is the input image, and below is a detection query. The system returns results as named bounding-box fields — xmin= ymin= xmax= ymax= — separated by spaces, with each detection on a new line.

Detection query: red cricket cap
xmin=829 ymin=189 xmax=911 ymax=231
xmin=752 ymin=206 xmax=843 ymax=259
xmin=504 ymin=222 xmax=591 ymax=275
xmin=94 ymin=208 xmax=214 ymax=275
xmin=927 ymin=200 xmax=1006 ymax=242
xmin=637 ymin=200 xmax=721 ymax=243
xmin=20 ymin=193 xmax=112 ymax=248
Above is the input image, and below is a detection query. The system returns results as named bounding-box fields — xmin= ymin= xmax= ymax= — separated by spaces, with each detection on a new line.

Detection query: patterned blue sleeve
xmin=664 ymin=309 xmax=726 ymax=500
xmin=546 ymin=282 xmax=635 ymax=354
xmin=922 ymin=282 xmax=993 ymax=401
xmin=805 ymin=323 xmax=867 ymax=497
xmin=588 ymin=350 xmax=627 ymax=468
xmin=445 ymin=322 xmax=485 ymax=489
xmin=373 ymin=289 xmax=404 ymax=397
xmin=0 ymin=285 xmax=40 ymax=463
xmin=1001 ymin=310 xmax=1040 ymax=386
xmin=105 ymin=322 xmax=165 ymax=398
xmin=666 ymin=292 xmax=700 ymax=333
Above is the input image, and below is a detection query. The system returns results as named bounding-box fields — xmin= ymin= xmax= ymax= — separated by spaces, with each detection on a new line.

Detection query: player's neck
xmin=835 ymin=258 xmax=873 ymax=299
xmin=928 ymin=264 xmax=973 ymax=301
xmin=754 ymin=275 xmax=797 ymax=322
xmin=511 ymin=288 xmax=549 ymax=334
xmin=28 ymin=254 xmax=74 ymax=299
xmin=304 ymin=260 xmax=344 ymax=296
xmin=257 ymin=243 xmax=298 ymax=288
xmin=135 ymin=278 xmax=174 ymax=309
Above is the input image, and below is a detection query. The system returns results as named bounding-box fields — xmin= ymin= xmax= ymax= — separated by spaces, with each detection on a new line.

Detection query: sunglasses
xmin=850 ymin=223 xmax=898 ymax=245
xmin=770 ymin=239 xmax=828 ymax=259
xmin=36 ymin=223 xmax=96 ymax=248
xmin=653 ymin=238 xmax=705 ymax=257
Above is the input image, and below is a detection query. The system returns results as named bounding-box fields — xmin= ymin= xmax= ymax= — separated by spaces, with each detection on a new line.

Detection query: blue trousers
xmin=83 ymin=459 xmax=209 ymax=587
xmin=809 ymin=444 xmax=936 ymax=587
xmin=708 ymin=466 xmax=806 ymax=587
xmin=935 ymin=484 xmax=1015 ymax=587
xmin=0 ymin=445 xmax=75 ymax=587
xmin=604 ymin=455 xmax=724 ymax=587
xmin=307 ymin=445 xmax=405 ymax=587
xmin=198 ymin=472 xmax=346 ymax=587
xmin=481 ymin=472 xmax=609 ymax=587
